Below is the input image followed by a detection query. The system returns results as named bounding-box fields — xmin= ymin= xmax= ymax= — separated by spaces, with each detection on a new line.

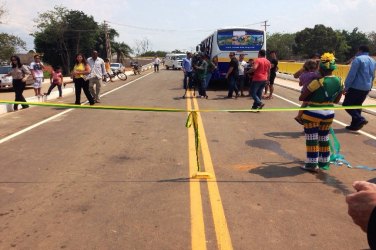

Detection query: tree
xmin=341 ymin=28 xmax=370 ymax=61
xmin=266 ymin=33 xmax=296 ymax=60
xmin=112 ymin=42 xmax=133 ymax=64
xmin=294 ymin=24 xmax=349 ymax=62
xmin=0 ymin=33 xmax=26 ymax=61
xmin=33 ymin=6 xmax=99 ymax=73
xmin=368 ymin=32 xmax=376 ymax=55
xmin=141 ymin=51 xmax=167 ymax=57
xmin=0 ymin=4 xmax=26 ymax=62
xmin=133 ymin=38 xmax=151 ymax=56
xmin=171 ymin=49 xmax=184 ymax=54
xmin=94 ymin=23 xmax=119 ymax=59
xmin=0 ymin=3 xmax=6 ymax=22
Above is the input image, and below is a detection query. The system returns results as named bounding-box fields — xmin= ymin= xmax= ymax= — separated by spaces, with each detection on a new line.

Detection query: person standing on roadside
xmin=72 ymin=53 xmax=95 ymax=105
xmin=153 ymin=56 xmax=161 ymax=72
xmin=299 ymin=53 xmax=343 ymax=172
xmin=225 ymin=52 xmax=239 ymax=98
xmin=194 ymin=53 xmax=209 ymax=98
xmin=2 ymin=55 xmax=31 ymax=111
xmin=250 ymin=49 xmax=271 ymax=110
xmin=343 ymin=45 xmax=376 ymax=131
xmin=30 ymin=54 xmax=45 ymax=97
xmin=87 ymin=50 xmax=105 ymax=103
xmin=237 ymin=54 xmax=247 ymax=97
xmin=182 ymin=52 xmax=193 ymax=89
xmin=264 ymin=51 xmax=278 ymax=99
xmin=45 ymin=66 xmax=64 ymax=98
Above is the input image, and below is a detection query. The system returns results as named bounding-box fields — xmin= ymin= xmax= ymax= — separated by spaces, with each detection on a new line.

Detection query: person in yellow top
xmin=71 ymin=53 xmax=95 ymax=105
xmin=104 ymin=58 xmax=113 ymax=82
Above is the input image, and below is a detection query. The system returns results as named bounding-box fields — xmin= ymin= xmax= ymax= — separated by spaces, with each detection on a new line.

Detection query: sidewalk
xmin=276 ymin=73 xmax=376 ymax=116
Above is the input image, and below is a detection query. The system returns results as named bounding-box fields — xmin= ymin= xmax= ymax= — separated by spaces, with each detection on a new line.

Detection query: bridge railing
xmin=278 ymin=61 xmax=376 ymax=86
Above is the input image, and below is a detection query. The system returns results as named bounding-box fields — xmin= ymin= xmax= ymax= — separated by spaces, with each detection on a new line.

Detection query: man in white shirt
xmin=153 ymin=56 xmax=161 ymax=72
xmin=87 ymin=50 xmax=105 ymax=103
xmin=237 ymin=54 xmax=247 ymax=96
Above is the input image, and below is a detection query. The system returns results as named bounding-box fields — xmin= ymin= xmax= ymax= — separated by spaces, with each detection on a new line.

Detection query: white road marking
xmin=0 ymin=72 xmax=154 ymax=145
xmin=274 ymin=93 xmax=376 ymax=140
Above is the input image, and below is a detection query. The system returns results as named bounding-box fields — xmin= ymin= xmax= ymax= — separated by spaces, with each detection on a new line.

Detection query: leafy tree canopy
xmin=294 ymin=24 xmax=350 ymax=62
xmin=0 ymin=33 xmax=26 ymax=62
xmin=266 ymin=33 xmax=296 ymax=60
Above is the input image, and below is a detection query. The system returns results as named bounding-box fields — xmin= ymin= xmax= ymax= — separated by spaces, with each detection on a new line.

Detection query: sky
xmin=1 ymin=0 xmax=376 ymax=53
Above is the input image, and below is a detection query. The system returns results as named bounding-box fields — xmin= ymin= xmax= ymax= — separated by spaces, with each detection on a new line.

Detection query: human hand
xmin=353 ymin=181 xmax=376 ymax=192
xmin=346 ymin=183 xmax=376 ymax=232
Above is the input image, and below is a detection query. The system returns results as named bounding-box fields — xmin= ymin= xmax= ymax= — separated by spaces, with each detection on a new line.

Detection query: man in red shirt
xmin=250 ymin=49 xmax=271 ymax=110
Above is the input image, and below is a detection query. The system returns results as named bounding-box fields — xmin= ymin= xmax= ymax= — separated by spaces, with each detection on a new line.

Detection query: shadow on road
xmin=246 ymin=138 xmax=352 ymax=195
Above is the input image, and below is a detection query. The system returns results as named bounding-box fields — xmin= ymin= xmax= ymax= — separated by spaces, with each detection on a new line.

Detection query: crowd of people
xmin=2 ymin=50 xmax=109 ymax=109
xmin=181 ymin=49 xmax=278 ymax=110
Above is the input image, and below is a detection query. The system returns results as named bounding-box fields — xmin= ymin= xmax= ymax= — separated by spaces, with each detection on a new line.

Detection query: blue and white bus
xmin=196 ymin=27 xmax=266 ymax=85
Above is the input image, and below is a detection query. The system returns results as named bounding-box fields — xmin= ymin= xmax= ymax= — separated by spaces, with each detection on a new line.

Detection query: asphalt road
xmin=0 ymin=68 xmax=375 ymax=250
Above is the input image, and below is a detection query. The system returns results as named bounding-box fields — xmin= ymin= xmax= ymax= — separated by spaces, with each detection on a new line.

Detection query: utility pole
xmin=262 ymin=20 xmax=270 ymax=32
xmin=104 ymin=21 xmax=112 ymax=61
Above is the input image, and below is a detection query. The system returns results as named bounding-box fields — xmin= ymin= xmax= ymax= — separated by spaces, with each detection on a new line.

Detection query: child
xmin=103 ymin=58 xmax=112 ymax=82
xmin=45 ymin=66 xmax=64 ymax=98
xmin=30 ymin=54 xmax=45 ymax=97
xmin=294 ymin=60 xmax=321 ymax=125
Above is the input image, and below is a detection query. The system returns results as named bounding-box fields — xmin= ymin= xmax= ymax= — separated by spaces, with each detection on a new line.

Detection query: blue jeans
xmin=227 ymin=76 xmax=238 ymax=97
xmin=183 ymin=71 xmax=193 ymax=89
xmin=250 ymin=81 xmax=266 ymax=108
xmin=342 ymin=87 xmax=370 ymax=126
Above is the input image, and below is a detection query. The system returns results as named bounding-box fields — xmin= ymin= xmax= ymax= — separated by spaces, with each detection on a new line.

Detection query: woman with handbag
xmin=72 ymin=53 xmax=95 ymax=105
xmin=299 ymin=53 xmax=343 ymax=172
xmin=2 ymin=55 xmax=31 ymax=111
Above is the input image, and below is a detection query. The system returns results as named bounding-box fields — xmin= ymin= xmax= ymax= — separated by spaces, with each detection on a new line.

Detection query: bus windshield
xmin=217 ymin=30 xmax=264 ymax=51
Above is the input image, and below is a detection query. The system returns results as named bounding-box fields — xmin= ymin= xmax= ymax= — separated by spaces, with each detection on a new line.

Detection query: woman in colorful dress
xmin=299 ymin=53 xmax=343 ymax=172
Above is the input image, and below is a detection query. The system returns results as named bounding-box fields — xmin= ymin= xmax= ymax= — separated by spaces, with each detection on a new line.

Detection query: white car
xmin=0 ymin=65 xmax=34 ymax=90
xmin=110 ymin=63 xmax=125 ymax=73
xmin=164 ymin=53 xmax=186 ymax=70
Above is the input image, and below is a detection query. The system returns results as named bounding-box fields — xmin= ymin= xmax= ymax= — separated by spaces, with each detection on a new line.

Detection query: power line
xmin=106 ymin=20 xmax=269 ymax=33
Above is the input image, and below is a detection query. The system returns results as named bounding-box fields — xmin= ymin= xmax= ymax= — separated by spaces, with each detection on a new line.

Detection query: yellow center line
xmin=190 ymin=92 xmax=234 ymax=250
xmin=187 ymin=91 xmax=207 ymax=250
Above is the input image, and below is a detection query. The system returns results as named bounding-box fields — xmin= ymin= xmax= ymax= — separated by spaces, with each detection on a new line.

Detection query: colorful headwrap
xmin=320 ymin=52 xmax=337 ymax=71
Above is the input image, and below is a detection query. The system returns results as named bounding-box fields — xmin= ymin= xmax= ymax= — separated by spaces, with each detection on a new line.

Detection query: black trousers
xmin=74 ymin=78 xmax=94 ymax=105
xmin=13 ymin=79 xmax=28 ymax=110
xmin=154 ymin=64 xmax=159 ymax=72
xmin=46 ymin=83 xmax=62 ymax=96
xmin=342 ymin=87 xmax=369 ymax=126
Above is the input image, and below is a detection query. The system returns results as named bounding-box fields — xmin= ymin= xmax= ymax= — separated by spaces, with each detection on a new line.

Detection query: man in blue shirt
xmin=343 ymin=45 xmax=376 ymax=131
xmin=182 ymin=52 xmax=193 ymax=89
